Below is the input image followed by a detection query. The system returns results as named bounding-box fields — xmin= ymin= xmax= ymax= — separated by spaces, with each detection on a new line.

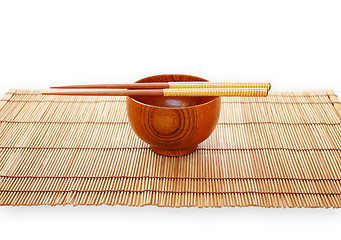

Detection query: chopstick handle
xmin=164 ymin=88 xmax=268 ymax=97
xmin=169 ymin=82 xmax=271 ymax=90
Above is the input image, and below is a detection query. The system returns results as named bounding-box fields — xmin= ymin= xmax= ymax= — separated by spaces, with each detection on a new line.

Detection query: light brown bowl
xmin=126 ymin=74 xmax=221 ymax=156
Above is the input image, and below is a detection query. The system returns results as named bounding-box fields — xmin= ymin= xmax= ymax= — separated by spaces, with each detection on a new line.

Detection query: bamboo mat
xmin=0 ymin=89 xmax=340 ymax=208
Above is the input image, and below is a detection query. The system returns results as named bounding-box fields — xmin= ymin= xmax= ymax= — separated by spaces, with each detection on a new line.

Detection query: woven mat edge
xmin=327 ymin=89 xmax=341 ymax=120
xmin=0 ymin=89 xmax=16 ymax=112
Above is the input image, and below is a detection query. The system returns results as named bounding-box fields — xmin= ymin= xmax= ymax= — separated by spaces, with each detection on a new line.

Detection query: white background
xmin=0 ymin=1 xmax=340 ymax=240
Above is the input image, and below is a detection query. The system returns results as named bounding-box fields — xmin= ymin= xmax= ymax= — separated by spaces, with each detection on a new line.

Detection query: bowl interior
xmin=130 ymin=75 xmax=217 ymax=108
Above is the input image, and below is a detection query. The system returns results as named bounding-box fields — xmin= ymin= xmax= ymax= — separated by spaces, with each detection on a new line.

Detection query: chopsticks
xmin=51 ymin=82 xmax=271 ymax=90
xmin=43 ymin=82 xmax=271 ymax=97
xmin=42 ymin=88 xmax=269 ymax=97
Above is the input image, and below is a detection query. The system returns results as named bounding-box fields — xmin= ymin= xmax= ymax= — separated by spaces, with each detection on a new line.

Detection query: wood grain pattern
xmin=127 ymin=75 xmax=221 ymax=156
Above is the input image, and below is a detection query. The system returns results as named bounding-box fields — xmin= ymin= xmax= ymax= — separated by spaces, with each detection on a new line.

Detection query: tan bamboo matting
xmin=0 ymin=89 xmax=340 ymax=208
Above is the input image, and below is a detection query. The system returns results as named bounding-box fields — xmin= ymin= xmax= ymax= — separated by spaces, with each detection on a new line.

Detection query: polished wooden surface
xmin=51 ymin=82 xmax=170 ymax=89
xmin=43 ymin=89 xmax=164 ymax=96
xmin=126 ymin=74 xmax=221 ymax=156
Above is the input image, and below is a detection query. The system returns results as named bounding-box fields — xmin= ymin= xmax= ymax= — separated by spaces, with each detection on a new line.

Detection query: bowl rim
xmin=128 ymin=74 xmax=220 ymax=110
xmin=128 ymin=95 xmax=220 ymax=110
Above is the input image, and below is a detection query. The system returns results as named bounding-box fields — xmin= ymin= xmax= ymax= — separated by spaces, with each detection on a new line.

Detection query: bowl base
xmin=150 ymin=145 xmax=198 ymax=157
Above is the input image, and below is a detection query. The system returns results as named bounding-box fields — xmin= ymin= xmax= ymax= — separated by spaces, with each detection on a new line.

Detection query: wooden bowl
xmin=126 ymin=74 xmax=221 ymax=156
